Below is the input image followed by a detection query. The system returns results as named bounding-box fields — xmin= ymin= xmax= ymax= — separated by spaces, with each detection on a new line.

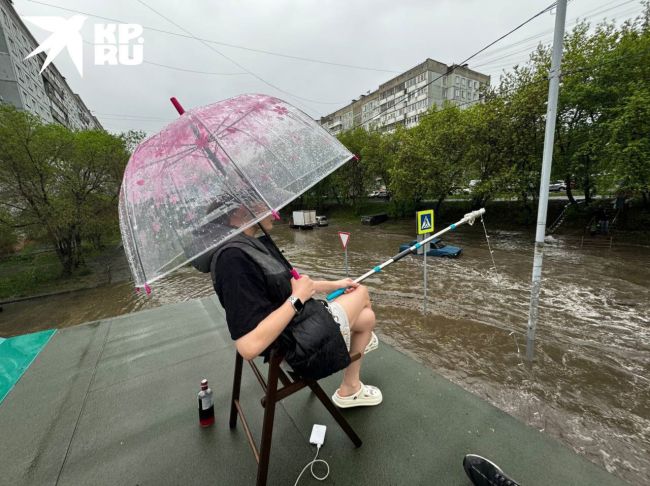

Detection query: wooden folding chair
xmin=229 ymin=348 xmax=363 ymax=486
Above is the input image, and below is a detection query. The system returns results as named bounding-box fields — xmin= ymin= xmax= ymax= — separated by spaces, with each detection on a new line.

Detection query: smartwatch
xmin=288 ymin=295 xmax=304 ymax=314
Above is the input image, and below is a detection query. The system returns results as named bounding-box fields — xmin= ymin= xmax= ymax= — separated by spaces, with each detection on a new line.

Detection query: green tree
xmin=335 ymin=128 xmax=371 ymax=210
xmin=463 ymin=96 xmax=512 ymax=208
xmin=496 ymin=46 xmax=548 ymax=219
xmin=0 ymin=105 xmax=131 ymax=274
xmin=0 ymin=209 xmax=18 ymax=255
xmin=391 ymin=105 xmax=472 ymax=215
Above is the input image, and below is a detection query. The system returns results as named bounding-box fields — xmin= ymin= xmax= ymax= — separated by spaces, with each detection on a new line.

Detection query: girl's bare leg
xmin=332 ymin=286 xmax=376 ymax=396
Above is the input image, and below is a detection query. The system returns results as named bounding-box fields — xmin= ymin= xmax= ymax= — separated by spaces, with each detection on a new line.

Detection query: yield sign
xmin=338 ymin=231 xmax=351 ymax=250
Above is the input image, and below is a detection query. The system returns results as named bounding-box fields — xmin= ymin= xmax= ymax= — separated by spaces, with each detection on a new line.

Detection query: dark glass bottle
xmin=198 ymin=378 xmax=215 ymax=427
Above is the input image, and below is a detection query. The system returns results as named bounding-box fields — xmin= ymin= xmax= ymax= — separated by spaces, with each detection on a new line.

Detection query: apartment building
xmin=320 ymin=58 xmax=489 ymax=135
xmin=0 ymin=0 xmax=101 ymax=130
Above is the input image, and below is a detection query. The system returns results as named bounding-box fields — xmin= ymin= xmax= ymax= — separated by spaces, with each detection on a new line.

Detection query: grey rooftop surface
xmin=0 ymin=296 xmax=624 ymax=485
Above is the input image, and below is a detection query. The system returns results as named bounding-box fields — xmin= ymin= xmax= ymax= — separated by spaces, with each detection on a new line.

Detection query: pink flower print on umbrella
xmin=273 ymin=105 xmax=289 ymax=117
xmin=152 ymin=221 xmax=162 ymax=234
xmin=250 ymin=101 xmax=268 ymax=113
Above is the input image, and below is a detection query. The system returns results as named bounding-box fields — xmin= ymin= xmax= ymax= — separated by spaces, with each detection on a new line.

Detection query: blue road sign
xmin=417 ymin=209 xmax=434 ymax=235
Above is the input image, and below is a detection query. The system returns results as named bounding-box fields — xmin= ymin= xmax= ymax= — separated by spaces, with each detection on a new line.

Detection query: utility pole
xmin=526 ymin=0 xmax=568 ymax=362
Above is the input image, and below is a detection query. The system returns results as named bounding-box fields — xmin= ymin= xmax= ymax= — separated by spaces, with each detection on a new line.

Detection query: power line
xmin=78 ymin=35 xmax=249 ymax=77
xmin=93 ymin=112 xmax=173 ymax=121
xmin=134 ymin=0 xmax=347 ymax=115
xmin=346 ymin=1 xmax=558 ymax=129
xmin=472 ymin=0 xmax=643 ymax=71
xmin=23 ymin=0 xmax=399 ymax=75
xmin=410 ymin=46 xmax=650 ymax=117
xmin=477 ymin=5 xmax=644 ymax=75
xmin=142 ymin=60 xmax=247 ymax=76
xmin=345 ymin=0 xmax=645 ymax=129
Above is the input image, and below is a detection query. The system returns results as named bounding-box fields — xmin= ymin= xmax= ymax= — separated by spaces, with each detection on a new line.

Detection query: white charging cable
xmin=293 ymin=445 xmax=330 ymax=485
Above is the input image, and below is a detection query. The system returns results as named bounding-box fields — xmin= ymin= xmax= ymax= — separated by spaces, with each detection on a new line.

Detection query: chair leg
xmin=230 ymin=352 xmax=244 ymax=429
xmin=256 ymin=354 xmax=282 ymax=486
xmin=307 ymin=381 xmax=363 ymax=448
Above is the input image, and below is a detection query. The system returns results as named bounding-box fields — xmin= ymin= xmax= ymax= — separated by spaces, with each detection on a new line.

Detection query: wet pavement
xmin=1 ymin=218 xmax=649 ymax=484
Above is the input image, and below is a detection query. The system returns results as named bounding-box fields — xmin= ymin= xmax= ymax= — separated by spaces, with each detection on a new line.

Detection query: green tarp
xmin=0 ymin=329 xmax=55 ymax=404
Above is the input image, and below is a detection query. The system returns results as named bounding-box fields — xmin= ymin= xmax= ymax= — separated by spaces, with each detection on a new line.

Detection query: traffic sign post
xmin=338 ymin=231 xmax=351 ymax=277
xmin=416 ymin=210 xmax=434 ymax=312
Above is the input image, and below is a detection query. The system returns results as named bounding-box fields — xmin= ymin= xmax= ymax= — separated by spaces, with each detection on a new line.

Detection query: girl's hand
xmin=335 ymin=278 xmax=359 ymax=293
xmin=291 ymin=275 xmax=315 ymax=302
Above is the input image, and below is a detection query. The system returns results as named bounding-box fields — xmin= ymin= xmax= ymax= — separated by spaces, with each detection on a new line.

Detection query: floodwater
xmin=1 ymin=219 xmax=649 ymax=485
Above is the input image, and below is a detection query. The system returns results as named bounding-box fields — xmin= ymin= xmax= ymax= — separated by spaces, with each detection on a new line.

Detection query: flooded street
xmin=1 ymin=219 xmax=649 ymax=485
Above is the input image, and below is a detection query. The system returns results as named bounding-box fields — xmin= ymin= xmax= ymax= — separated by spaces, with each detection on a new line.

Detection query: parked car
xmin=549 ymin=181 xmax=566 ymax=192
xmin=315 ymin=215 xmax=328 ymax=227
xmin=368 ymin=190 xmax=379 ymax=198
xmin=462 ymin=179 xmax=481 ymax=194
xmin=399 ymin=238 xmax=462 ymax=258
xmin=361 ymin=213 xmax=389 ymax=225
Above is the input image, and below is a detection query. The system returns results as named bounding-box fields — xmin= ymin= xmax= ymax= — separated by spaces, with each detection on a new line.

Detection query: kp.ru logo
xmin=23 ymin=15 xmax=144 ymax=77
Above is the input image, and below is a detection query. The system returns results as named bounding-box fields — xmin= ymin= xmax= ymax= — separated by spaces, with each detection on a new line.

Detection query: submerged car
xmin=398 ymin=238 xmax=462 ymax=258
xmin=315 ymin=215 xmax=328 ymax=226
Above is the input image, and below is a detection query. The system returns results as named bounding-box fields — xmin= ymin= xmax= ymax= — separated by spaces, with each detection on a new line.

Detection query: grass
xmin=0 ymin=238 xmax=122 ymax=301
xmin=0 ymin=251 xmax=65 ymax=300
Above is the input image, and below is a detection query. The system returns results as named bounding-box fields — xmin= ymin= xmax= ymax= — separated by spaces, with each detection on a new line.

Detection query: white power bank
xmin=309 ymin=424 xmax=327 ymax=446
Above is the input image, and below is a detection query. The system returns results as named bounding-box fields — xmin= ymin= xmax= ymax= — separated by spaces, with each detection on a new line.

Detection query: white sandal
xmin=364 ymin=332 xmax=379 ymax=354
xmin=332 ymin=382 xmax=383 ymax=408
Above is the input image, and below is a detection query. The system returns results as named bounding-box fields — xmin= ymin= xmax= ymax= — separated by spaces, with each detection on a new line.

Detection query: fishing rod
xmin=326 ymin=208 xmax=486 ymax=301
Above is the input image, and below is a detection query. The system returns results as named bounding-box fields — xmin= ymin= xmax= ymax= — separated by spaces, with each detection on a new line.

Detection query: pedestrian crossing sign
xmin=417 ymin=209 xmax=434 ymax=235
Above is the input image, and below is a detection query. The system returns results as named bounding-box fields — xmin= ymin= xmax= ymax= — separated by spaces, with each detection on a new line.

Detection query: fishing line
xmin=480 ymin=215 xmax=501 ymax=285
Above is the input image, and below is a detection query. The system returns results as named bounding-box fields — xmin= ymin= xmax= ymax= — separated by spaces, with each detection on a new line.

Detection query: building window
xmin=455 ymin=76 xmax=460 ymax=85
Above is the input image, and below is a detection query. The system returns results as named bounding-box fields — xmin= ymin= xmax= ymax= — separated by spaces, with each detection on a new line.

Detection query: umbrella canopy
xmin=119 ymin=93 xmax=353 ymax=288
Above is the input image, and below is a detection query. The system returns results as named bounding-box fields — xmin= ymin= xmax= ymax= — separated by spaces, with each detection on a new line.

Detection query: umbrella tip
xmin=271 ymin=210 xmax=280 ymax=221
xmin=170 ymin=97 xmax=185 ymax=115
xmin=353 ymin=154 xmax=360 ymax=161
xmin=144 ymin=283 xmax=152 ymax=295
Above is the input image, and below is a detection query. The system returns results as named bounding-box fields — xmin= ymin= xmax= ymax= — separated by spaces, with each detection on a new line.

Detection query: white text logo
xmin=23 ymin=15 xmax=144 ymax=77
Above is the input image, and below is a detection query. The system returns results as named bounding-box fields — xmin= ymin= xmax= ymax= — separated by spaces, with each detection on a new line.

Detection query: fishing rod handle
xmin=326 ymin=274 xmax=368 ymax=301
xmin=327 ymin=288 xmax=345 ymax=300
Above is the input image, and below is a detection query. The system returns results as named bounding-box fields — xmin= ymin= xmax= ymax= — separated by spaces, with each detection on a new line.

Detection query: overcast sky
xmin=12 ymin=0 xmax=645 ymax=134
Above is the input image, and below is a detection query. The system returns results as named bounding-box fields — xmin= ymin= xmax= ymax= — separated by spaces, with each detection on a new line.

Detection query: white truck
xmin=291 ymin=210 xmax=316 ymax=229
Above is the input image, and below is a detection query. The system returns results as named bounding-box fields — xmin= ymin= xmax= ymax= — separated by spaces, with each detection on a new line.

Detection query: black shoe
xmin=463 ymin=454 xmax=521 ymax=486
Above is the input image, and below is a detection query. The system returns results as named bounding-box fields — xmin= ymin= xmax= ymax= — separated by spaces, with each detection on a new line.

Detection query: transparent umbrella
xmin=118 ymin=93 xmax=353 ymax=291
